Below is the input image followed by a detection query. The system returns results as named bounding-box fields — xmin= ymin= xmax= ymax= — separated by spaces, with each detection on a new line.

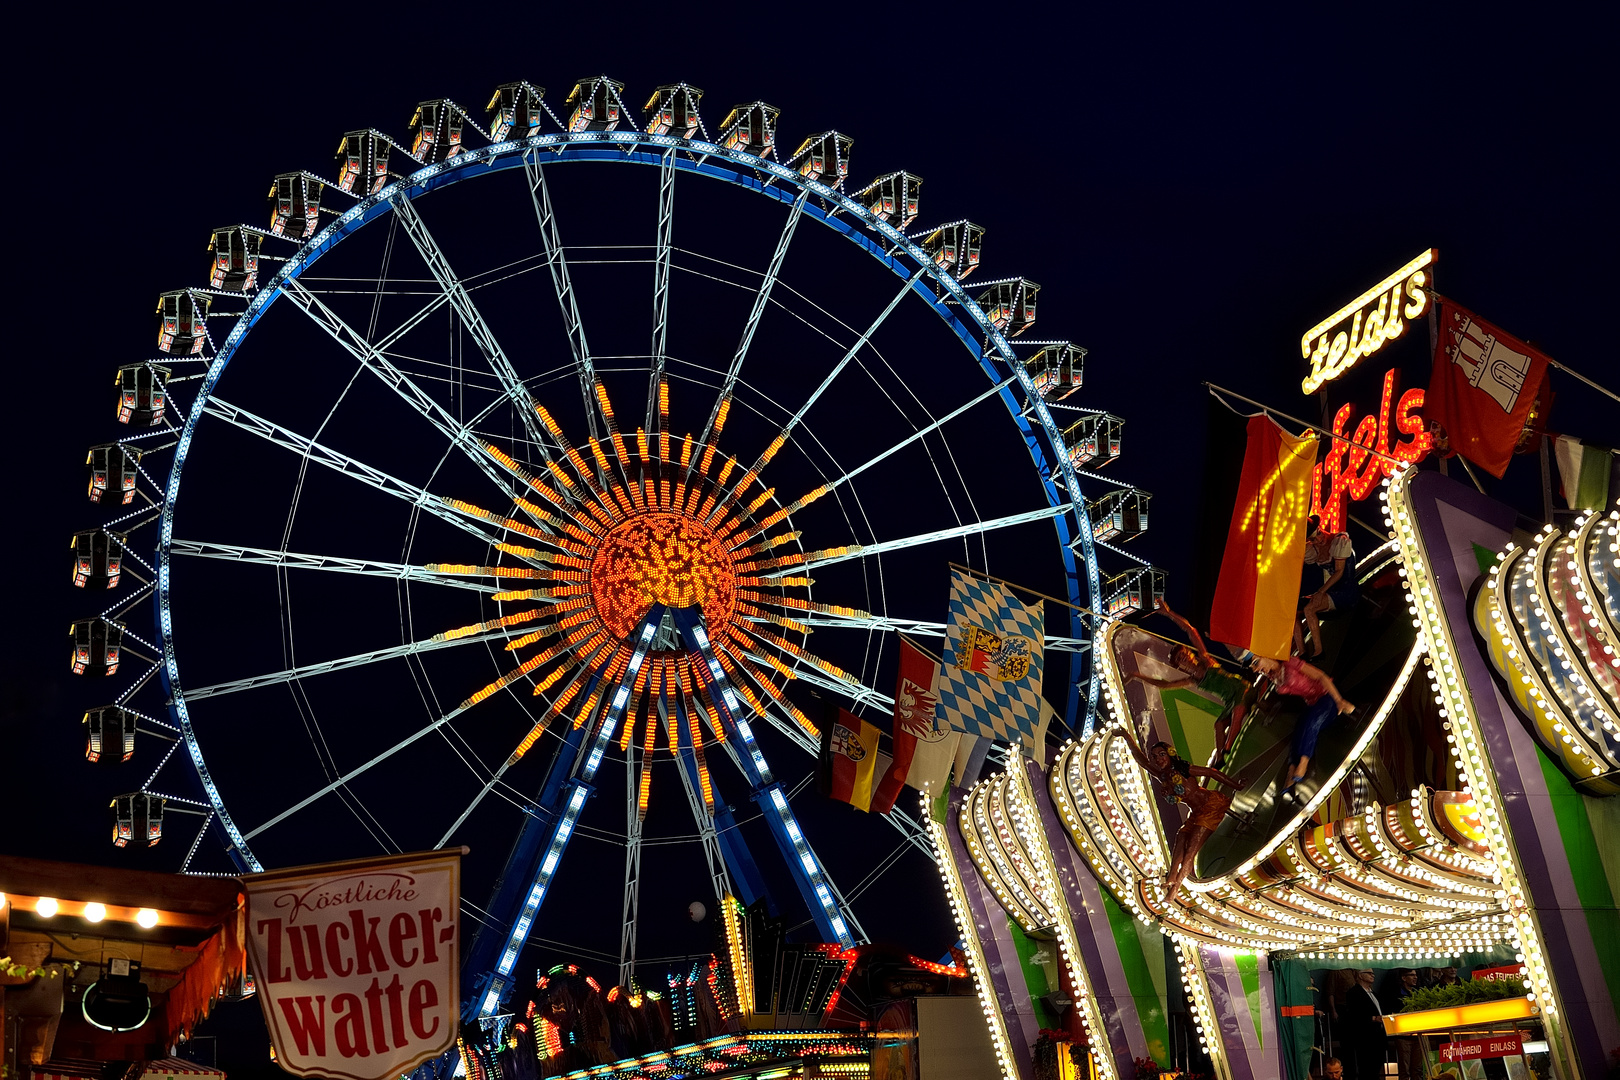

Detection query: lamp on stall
xmin=82 ymin=957 xmax=152 ymax=1032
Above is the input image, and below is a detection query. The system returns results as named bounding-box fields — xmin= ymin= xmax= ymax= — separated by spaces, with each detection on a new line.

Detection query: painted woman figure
xmin=1128 ymin=598 xmax=1254 ymax=756
xmin=1250 ymin=654 xmax=1356 ymax=793
xmin=1117 ymin=724 xmax=1245 ymax=899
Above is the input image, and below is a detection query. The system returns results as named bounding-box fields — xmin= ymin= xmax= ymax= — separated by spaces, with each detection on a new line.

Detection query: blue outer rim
xmin=155 ymin=129 xmax=1103 ymax=872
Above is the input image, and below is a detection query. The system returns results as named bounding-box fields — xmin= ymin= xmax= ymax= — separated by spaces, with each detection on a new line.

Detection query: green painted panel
xmin=1160 ymin=688 xmax=1220 ymax=767
xmin=1533 ymin=740 xmax=1620 ymax=1024
xmin=1007 ymin=919 xmax=1057 ymax=1030
xmin=1234 ymin=952 xmax=1263 ymax=1048
xmin=1102 ymin=889 xmax=1170 ymax=1066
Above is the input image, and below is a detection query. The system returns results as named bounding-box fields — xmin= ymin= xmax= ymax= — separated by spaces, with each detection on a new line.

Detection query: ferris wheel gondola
xmin=67 ymin=73 xmax=1164 ymax=1021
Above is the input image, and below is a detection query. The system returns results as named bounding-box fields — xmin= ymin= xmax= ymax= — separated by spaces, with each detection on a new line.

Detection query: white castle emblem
xmin=1445 ymin=310 xmax=1532 ymax=413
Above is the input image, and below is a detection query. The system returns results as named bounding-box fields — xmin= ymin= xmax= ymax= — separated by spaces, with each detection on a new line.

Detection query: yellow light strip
xmin=1381 ymin=994 xmax=1535 ymax=1035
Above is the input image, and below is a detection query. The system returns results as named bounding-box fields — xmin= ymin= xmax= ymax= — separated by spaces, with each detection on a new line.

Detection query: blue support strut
xmin=466 ymin=606 xmax=667 ymax=1018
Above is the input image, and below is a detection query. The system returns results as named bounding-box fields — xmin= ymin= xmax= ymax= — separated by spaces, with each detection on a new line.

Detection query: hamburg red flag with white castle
xmin=242 ymin=849 xmax=462 ymax=1080
xmin=1425 ymin=296 xmax=1550 ymax=478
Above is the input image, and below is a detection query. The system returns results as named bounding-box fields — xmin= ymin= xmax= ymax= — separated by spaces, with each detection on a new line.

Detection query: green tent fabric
xmin=1273 ymin=958 xmax=1316 ymax=1080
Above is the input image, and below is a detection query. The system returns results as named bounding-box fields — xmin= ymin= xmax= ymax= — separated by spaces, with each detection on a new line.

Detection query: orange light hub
xmin=590 ymin=512 xmax=736 ymax=639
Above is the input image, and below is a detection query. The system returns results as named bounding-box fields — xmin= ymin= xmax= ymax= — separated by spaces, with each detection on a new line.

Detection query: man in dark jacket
xmin=1338 ymin=969 xmax=1388 ymax=1080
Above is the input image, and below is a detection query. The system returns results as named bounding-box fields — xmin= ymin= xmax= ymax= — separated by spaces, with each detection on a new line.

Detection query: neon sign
xmin=1301 ymin=250 xmax=1436 ymax=393
xmin=1310 ymin=369 xmax=1432 ymax=533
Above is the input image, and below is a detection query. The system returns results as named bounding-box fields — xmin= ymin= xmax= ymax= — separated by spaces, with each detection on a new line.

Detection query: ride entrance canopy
xmin=66 ymin=75 xmax=1159 ymax=1025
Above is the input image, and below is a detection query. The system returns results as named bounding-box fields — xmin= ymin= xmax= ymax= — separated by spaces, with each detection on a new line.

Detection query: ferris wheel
xmin=69 ymin=76 xmax=1159 ymax=1016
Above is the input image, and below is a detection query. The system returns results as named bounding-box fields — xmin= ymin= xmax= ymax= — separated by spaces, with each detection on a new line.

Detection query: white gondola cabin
xmin=488 ymin=81 xmax=546 ymax=142
xmin=72 ymin=529 xmax=127 ymax=589
xmin=643 ymin=83 xmax=702 ymax=138
xmin=856 ymin=172 xmax=922 ymax=229
xmin=977 ymin=278 xmax=1038 ymax=337
xmin=335 ymin=130 xmax=393 ymax=195
xmin=789 ymin=131 xmax=853 ymax=188
xmin=409 ymin=100 xmax=464 ymax=163
xmin=1024 ymin=343 xmax=1085 ymax=401
xmin=718 ymin=101 xmax=779 ymax=157
xmin=85 ymin=705 xmax=136 ymax=764
xmin=1104 ymin=567 xmax=1166 ymax=618
xmin=111 ymin=792 xmax=163 ymax=847
xmin=1061 ymin=412 xmax=1123 ymax=468
xmin=86 ymin=443 xmax=142 ymax=505
xmin=565 ymin=76 xmax=625 ymax=132
xmin=71 ymin=618 xmax=124 ymax=677
xmin=115 ymin=362 xmax=170 ymax=426
xmin=1087 ymin=488 xmax=1151 ymax=542
xmin=269 ymin=172 xmax=324 ymax=239
xmin=918 ymin=221 xmax=984 ymax=280
xmin=156 ymin=290 xmax=207 ymax=355
xmin=208 ymin=226 xmax=262 ymax=292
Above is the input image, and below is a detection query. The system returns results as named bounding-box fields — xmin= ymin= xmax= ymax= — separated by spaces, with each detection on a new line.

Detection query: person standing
xmin=1298 ymin=515 xmax=1358 ymax=657
xmin=1380 ymin=969 xmax=1421 ymax=1078
xmin=1250 ymin=654 xmax=1357 ymax=793
xmin=1338 ymin=969 xmax=1388 ymax=1080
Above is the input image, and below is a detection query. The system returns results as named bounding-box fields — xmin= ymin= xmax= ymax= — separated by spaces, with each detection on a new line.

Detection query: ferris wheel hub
xmin=590 ymin=510 xmax=738 ymax=639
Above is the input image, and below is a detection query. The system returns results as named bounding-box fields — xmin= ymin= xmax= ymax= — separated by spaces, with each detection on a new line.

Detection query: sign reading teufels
xmin=1300 ymin=249 xmax=1436 ymax=394
xmin=242 ymin=849 xmax=462 ymax=1080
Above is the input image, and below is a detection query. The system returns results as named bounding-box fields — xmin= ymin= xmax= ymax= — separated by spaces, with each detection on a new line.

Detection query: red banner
xmin=1439 ymin=1031 xmax=1523 ymax=1061
xmin=1425 ymin=296 xmax=1550 ymax=478
xmin=242 ymin=849 xmax=462 ymax=1080
xmin=1472 ymin=964 xmax=1527 ymax=982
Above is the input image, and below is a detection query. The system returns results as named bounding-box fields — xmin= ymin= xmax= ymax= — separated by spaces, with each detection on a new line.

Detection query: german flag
xmin=1209 ymin=415 xmax=1316 ymax=660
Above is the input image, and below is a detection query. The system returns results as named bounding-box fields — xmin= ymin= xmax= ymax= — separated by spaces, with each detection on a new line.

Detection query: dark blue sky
xmin=4 ymin=5 xmax=1612 ymax=976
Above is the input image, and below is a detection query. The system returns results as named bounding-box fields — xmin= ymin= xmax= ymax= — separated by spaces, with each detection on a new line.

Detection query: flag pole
xmin=1426 ymin=290 xmax=1620 ymax=405
xmin=1204 ymin=383 xmax=1412 ymax=468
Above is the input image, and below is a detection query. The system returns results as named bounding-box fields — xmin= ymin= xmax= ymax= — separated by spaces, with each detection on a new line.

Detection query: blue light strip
xmin=477 ymin=608 xmax=665 ymax=1016
xmin=671 ymin=607 xmax=857 ymax=948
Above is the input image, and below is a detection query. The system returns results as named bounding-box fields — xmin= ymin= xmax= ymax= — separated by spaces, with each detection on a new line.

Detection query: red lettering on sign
xmin=333 ymin=992 xmax=368 ymax=1058
xmin=408 ymin=979 xmax=440 ymax=1041
xmin=348 ymin=910 xmax=389 ymax=975
xmin=364 ymin=977 xmax=390 ymax=1053
xmin=418 ymin=908 xmax=443 ymax=964
xmin=1310 ymin=368 xmax=1433 ymax=533
xmin=258 ymin=918 xmax=291 ymax=983
xmin=325 ymin=918 xmax=353 ymax=977
xmin=1440 ymin=1030 xmax=1524 ymax=1061
xmin=388 ymin=912 xmax=419 ymax=969
xmin=289 ymin=924 xmax=328 ymax=981
xmin=277 ymin=996 xmax=327 ymax=1056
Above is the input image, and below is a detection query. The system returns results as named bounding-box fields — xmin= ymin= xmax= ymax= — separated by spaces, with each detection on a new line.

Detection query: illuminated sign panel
xmin=1301 ymin=250 xmax=1436 ymax=393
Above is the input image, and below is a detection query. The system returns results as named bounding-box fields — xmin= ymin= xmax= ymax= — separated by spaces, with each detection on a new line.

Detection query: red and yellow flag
xmin=1209 ymin=416 xmax=1316 ymax=660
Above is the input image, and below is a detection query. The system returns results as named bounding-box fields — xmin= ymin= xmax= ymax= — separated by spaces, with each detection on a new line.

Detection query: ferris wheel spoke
xmin=819 ymin=374 xmax=1017 ymax=498
xmin=784 ymin=503 xmax=1074 ymax=575
xmin=181 ymin=620 xmax=543 ymax=702
xmin=199 ymin=397 xmax=544 ymax=561
xmin=798 ymin=611 xmax=1088 ymax=653
xmin=645 ymin=148 xmax=676 ymax=434
xmin=770 ymin=657 xmax=896 ymax=712
xmin=281 ymin=278 xmax=522 ymax=499
xmin=244 ymin=698 xmax=481 ymax=841
xmin=523 ymin=153 xmax=600 ymax=439
xmin=389 ymin=193 xmax=554 ymax=457
xmin=754 ymin=265 xmax=927 ymax=471
xmin=697 ymin=185 xmax=810 ymax=454
xmin=169 ymin=540 xmax=505 ymax=593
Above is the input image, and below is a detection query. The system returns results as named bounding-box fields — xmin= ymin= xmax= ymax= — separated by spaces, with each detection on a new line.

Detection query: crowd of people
xmin=1321 ymin=966 xmax=1454 ymax=1079
xmin=1124 ymin=515 xmax=1365 ymax=901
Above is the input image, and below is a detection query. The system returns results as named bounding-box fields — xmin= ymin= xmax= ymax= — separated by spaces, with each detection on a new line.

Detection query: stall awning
xmin=140 ymin=1059 xmax=225 ymax=1080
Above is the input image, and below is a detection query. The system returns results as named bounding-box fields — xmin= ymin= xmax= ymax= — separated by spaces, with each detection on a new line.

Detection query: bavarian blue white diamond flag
xmin=937 ymin=569 xmax=1048 ymax=757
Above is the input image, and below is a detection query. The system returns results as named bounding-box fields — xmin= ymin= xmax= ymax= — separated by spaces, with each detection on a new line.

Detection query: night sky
xmin=4 ymin=4 xmax=1613 ymax=1000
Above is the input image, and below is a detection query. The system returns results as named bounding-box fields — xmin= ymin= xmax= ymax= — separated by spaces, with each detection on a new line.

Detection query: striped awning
xmin=140 ymin=1059 xmax=224 ymax=1080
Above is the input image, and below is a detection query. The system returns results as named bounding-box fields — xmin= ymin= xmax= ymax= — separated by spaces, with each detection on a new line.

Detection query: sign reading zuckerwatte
xmin=242 ymin=848 xmax=463 ymax=1080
